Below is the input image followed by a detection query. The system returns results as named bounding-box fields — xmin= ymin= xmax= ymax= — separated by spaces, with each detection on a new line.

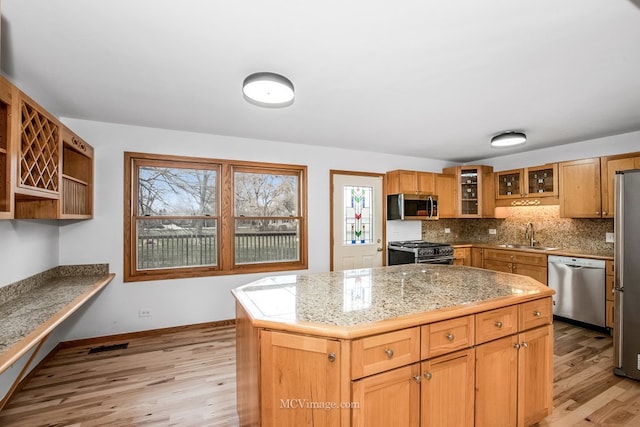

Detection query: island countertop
xmin=232 ymin=263 xmax=554 ymax=339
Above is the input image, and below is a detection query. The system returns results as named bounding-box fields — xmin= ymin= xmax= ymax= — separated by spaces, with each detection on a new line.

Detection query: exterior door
xmin=331 ymin=171 xmax=384 ymax=271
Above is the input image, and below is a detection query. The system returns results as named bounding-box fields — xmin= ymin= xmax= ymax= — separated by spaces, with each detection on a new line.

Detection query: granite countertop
xmin=233 ymin=263 xmax=554 ymax=338
xmin=0 ymin=265 xmax=115 ymax=374
xmin=451 ymin=242 xmax=614 ymax=260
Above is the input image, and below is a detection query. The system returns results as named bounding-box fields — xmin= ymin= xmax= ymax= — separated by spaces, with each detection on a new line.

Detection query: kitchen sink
xmin=496 ymin=244 xmax=558 ymax=251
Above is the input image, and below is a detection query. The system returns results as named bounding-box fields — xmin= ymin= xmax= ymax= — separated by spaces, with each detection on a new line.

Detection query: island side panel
xmin=236 ymin=301 xmax=260 ymax=427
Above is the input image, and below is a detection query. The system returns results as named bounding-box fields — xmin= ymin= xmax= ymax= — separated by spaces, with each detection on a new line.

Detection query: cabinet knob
xmin=603 ymin=211 xmax=608 ymax=216
xmin=328 ymin=352 xmax=336 ymax=362
xmin=424 ymin=372 xmax=432 ymax=380
xmin=413 ymin=375 xmax=422 ymax=383
xmin=533 ymin=311 xmax=542 ymax=317
xmin=596 ymin=212 xmax=600 ymax=215
xmin=521 ymin=342 xmax=529 ymax=348
xmin=446 ymin=333 xmax=455 ymax=341
xmin=513 ymin=343 xmax=520 ymax=349
xmin=385 ymin=348 xmax=394 ymax=358
xmin=495 ymin=321 xmax=503 ymax=328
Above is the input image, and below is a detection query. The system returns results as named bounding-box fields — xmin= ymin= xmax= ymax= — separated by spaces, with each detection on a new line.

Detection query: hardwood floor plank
xmin=1 ymin=321 xmax=640 ymax=426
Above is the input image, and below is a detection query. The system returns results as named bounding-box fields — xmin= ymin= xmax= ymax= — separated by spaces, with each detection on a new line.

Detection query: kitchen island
xmin=233 ymin=263 xmax=555 ymax=427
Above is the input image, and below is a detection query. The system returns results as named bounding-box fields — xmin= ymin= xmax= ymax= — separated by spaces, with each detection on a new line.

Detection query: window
xmin=124 ymin=152 xmax=307 ymax=282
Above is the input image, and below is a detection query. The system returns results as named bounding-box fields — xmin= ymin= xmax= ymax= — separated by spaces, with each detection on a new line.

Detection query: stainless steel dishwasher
xmin=548 ymin=255 xmax=606 ymax=328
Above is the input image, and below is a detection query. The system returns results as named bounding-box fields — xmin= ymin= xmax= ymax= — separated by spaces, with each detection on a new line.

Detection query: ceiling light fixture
xmin=242 ymin=72 xmax=295 ymax=108
xmin=490 ymin=131 xmax=527 ymax=148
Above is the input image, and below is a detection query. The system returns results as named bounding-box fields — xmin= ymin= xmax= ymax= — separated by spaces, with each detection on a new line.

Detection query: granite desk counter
xmin=0 ymin=264 xmax=115 ymax=402
xmin=233 ymin=264 xmax=555 ymax=427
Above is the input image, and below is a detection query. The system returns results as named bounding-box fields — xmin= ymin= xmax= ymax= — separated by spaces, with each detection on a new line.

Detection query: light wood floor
xmin=0 ymin=321 xmax=639 ymax=426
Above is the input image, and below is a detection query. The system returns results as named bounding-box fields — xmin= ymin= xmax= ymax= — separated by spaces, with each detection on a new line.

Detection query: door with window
xmin=331 ymin=172 xmax=384 ymax=271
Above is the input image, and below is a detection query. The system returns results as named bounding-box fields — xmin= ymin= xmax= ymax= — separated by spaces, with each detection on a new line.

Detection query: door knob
xmin=377 ymin=247 xmax=383 ymax=252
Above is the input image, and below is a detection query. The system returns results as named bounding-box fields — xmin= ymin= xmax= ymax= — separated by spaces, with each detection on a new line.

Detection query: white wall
xmin=56 ymin=118 xmax=452 ymax=340
xmin=0 ymin=220 xmax=58 ymax=287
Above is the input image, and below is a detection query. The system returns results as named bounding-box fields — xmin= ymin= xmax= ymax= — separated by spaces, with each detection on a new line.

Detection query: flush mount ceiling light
xmin=490 ymin=131 xmax=527 ymax=148
xmin=242 ymin=72 xmax=295 ymax=108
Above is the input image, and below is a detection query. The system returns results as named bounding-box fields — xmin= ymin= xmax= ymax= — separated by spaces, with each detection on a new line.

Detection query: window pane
xmin=138 ymin=166 xmax=217 ymax=216
xmin=343 ymin=186 xmax=373 ymax=245
xmin=235 ymin=219 xmax=299 ymax=264
xmin=234 ymin=171 xmax=298 ymax=217
xmin=137 ymin=219 xmax=217 ymax=269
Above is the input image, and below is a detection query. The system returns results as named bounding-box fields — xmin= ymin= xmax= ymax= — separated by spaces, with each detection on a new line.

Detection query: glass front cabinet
xmin=443 ymin=165 xmax=495 ymax=218
xmin=495 ymin=164 xmax=558 ymax=206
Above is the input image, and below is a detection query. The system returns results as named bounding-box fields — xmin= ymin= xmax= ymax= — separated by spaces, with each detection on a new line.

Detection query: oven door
xmin=417 ymin=256 xmax=454 ymax=265
xmin=388 ymin=248 xmax=416 ymax=265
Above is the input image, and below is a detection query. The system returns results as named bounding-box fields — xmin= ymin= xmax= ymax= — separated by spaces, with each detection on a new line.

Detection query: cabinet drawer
xmin=421 ymin=315 xmax=474 ymax=359
xmin=351 ymin=327 xmax=420 ymax=378
xmin=519 ymin=298 xmax=552 ymax=331
xmin=484 ymin=249 xmax=547 ymax=267
xmin=476 ymin=305 xmax=518 ymax=344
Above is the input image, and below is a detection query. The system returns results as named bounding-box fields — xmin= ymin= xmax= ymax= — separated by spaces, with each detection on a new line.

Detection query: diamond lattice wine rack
xmin=18 ymin=100 xmax=60 ymax=194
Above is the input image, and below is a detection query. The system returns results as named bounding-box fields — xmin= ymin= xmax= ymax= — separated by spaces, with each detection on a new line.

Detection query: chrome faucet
xmin=525 ymin=222 xmax=535 ymax=247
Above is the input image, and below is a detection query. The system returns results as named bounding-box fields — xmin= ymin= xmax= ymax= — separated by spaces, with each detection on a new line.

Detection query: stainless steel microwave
xmin=387 ymin=193 xmax=439 ymax=220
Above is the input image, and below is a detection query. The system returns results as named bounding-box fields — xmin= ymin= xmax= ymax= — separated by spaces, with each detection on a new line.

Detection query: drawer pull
xmin=384 ymin=348 xmax=394 ymax=358
xmin=495 ymin=321 xmax=503 ymax=328
xmin=328 ymin=352 xmax=336 ymax=363
xmin=424 ymin=372 xmax=432 ymax=380
xmin=533 ymin=311 xmax=542 ymax=317
xmin=446 ymin=333 xmax=455 ymax=341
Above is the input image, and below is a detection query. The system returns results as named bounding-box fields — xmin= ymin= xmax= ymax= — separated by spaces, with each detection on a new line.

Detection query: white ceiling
xmin=2 ymin=0 xmax=640 ymax=163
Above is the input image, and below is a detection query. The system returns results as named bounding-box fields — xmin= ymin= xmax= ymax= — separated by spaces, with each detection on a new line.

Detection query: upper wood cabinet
xmin=442 ymin=165 xmax=494 ymax=218
xmin=0 ymin=77 xmax=13 ymax=219
xmin=495 ymin=164 xmax=558 ymax=207
xmin=0 ymin=77 xmax=95 ymax=220
xmin=60 ymin=127 xmax=94 ymax=218
xmin=386 ymin=170 xmax=436 ymax=194
xmin=435 ymin=173 xmax=457 ymax=218
xmin=600 ymin=152 xmax=640 ymax=219
xmin=559 ymin=157 xmax=602 ymax=218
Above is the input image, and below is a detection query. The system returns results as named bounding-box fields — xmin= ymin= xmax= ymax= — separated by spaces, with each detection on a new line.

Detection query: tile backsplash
xmin=422 ymin=205 xmax=614 ymax=253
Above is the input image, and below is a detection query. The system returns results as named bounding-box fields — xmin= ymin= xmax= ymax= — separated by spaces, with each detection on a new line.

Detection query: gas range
xmin=387 ymin=240 xmax=454 ymax=265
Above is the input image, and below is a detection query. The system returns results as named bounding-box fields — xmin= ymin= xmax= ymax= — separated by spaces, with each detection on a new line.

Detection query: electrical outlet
xmin=489 ymin=229 xmax=497 ymax=235
xmin=138 ymin=308 xmax=152 ymax=317
xmin=444 ymin=228 xmax=451 ymax=234
xmin=606 ymin=232 xmax=615 ymax=243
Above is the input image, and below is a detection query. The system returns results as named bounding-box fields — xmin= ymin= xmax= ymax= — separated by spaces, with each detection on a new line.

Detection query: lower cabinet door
xmin=518 ymin=324 xmax=554 ymax=426
xmin=352 ymin=363 xmax=420 ymax=427
xmin=475 ymin=335 xmax=519 ymax=427
xmin=260 ymin=330 xmax=342 ymax=427
xmin=421 ymin=348 xmax=475 ymax=427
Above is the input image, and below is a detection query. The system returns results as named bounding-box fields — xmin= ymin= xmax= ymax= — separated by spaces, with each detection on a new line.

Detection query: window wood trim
xmin=124 ymin=152 xmax=308 ymax=282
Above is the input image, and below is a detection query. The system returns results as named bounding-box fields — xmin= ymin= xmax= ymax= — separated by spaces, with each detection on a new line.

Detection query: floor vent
xmin=88 ymin=343 xmax=129 ymax=354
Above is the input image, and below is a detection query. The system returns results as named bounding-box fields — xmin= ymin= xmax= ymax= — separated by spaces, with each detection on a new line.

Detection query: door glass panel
xmin=498 ymin=172 xmax=521 ymax=196
xmin=460 ymin=169 xmax=478 ymax=215
xmin=528 ymin=168 xmax=554 ymax=195
xmin=343 ymin=186 xmax=373 ymax=245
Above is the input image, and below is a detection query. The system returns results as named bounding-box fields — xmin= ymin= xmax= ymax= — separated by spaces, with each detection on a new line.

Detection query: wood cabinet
xmin=386 ymin=170 xmax=436 ymax=194
xmin=0 ymin=77 xmax=13 ymax=219
xmin=453 ymin=247 xmax=471 ymax=266
xmin=483 ymin=248 xmax=548 ymax=285
xmin=237 ymin=294 xmax=553 ymax=427
xmin=421 ymin=348 xmax=475 ymax=427
xmin=606 ymin=260 xmax=614 ymax=329
xmin=476 ymin=324 xmax=553 ymax=427
xmin=471 ymin=247 xmax=484 ymax=268
xmin=352 ymin=363 xmax=421 ymax=427
xmin=495 ymin=164 xmax=558 ymax=207
xmin=600 ymin=152 xmax=640 ymax=219
xmin=559 ymin=158 xmax=602 ymax=218
xmin=435 ymin=173 xmax=457 ymax=218
xmin=442 ymin=165 xmax=494 ymax=218
xmin=60 ymin=127 xmax=93 ymax=218
xmin=260 ymin=330 xmax=342 ymax=427
xmin=0 ymin=76 xmax=95 ymax=220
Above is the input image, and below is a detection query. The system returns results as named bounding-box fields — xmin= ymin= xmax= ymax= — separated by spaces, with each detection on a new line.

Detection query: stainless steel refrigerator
xmin=614 ymin=169 xmax=640 ymax=380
